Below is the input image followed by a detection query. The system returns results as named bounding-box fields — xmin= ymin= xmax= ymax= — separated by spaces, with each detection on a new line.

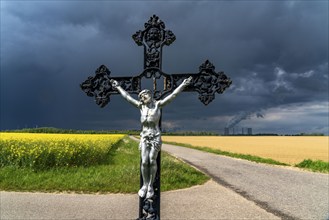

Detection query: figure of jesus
xmin=110 ymin=77 xmax=192 ymax=199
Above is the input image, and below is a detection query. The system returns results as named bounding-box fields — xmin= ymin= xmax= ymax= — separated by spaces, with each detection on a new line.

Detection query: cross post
xmin=80 ymin=15 xmax=232 ymax=220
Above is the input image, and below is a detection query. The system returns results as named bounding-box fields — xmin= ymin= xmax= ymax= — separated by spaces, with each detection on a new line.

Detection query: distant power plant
xmin=224 ymin=127 xmax=252 ymax=135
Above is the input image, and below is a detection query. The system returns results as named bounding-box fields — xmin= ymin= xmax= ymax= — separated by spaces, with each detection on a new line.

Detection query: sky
xmin=1 ymin=0 xmax=328 ymax=135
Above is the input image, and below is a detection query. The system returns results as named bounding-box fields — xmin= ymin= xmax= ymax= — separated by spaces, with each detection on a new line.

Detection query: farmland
xmin=0 ymin=133 xmax=209 ymax=192
xmin=162 ymin=136 xmax=329 ymax=165
xmin=0 ymin=133 xmax=124 ymax=169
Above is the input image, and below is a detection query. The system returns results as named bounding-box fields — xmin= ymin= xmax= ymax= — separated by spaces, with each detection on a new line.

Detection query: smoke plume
xmin=226 ymin=111 xmax=264 ymax=129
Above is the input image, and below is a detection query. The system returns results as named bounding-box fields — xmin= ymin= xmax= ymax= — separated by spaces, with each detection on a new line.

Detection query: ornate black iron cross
xmin=81 ymin=15 xmax=231 ymax=107
xmin=80 ymin=15 xmax=232 ymax=220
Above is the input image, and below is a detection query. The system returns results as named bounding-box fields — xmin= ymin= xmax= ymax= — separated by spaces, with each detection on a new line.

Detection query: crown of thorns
xmin=138 ymin=89 xmax=152 ymax=99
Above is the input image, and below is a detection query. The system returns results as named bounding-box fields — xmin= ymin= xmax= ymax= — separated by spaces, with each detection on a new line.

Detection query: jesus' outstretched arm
xmin=110 ymin=79 xmax=140 ymax=108
xmin=158 ymin=76 xmax=192 ymax=107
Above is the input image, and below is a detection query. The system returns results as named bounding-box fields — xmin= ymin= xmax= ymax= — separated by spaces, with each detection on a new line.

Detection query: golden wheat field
xmin=162 ymin=136 xmax=329 ymax=165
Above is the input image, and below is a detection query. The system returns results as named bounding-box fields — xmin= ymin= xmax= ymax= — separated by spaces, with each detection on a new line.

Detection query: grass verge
xmin=295 ymin=159 xmax=329 ymax=173
xmin=164 ymin=141 xmax=329 ymax=173
xmin=164 ymin=141 xmax=288 ymax=166
xmin=0 ymin=137 xmax=209 ymax=193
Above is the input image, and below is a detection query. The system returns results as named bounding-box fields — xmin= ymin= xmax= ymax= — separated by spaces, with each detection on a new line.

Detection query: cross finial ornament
xmin=132 ymin=14 xmax=176 ymax=69
xmin=80 ymin=15 xmax=232 ymax=220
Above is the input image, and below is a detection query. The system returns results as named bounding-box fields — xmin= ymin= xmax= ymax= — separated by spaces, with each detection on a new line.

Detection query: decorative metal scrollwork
xmin=132 ymin=15 xmax=176 ymax=69
xmin=192 ymin=60 xmax=232 ymax=105
xmin=80 ymin=65 xmax=112 ymax=108
xmin=80 ymin=60 xmax=232 ymax=107
xmin=80 ymin=65 xmax=142 ymax=108
xmin=139 ymin=198 xmax=159 ymax=220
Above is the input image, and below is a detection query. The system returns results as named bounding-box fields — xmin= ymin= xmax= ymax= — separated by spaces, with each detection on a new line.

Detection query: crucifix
xmin=80 ymin=15 xmax=232 ymax=220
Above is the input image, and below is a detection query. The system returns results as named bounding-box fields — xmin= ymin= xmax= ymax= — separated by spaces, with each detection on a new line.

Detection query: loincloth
xmin=139 ymin=131 xmax=162 ymax=152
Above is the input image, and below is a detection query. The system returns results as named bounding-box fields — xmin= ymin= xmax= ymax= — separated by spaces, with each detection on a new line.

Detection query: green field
xmin=0 ymin=134 xmax=209 ymax=193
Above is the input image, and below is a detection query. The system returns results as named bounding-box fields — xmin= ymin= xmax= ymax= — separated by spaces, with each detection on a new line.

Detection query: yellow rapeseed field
xmin=162 ymin=136 xmax=329 ymax=165
xmin=0 ymin=133 xmax=124 ymax=169
xmin=0 ymin=132 xmax=124 ymax=142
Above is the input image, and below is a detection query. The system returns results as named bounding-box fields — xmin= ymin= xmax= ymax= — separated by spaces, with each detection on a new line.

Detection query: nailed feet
xmin=138 ymin=185 xmax=148 ymax=198
xmin=138 ymin=185 xmax=155 ymax=199
xmin=146 ymin=186 xmax=154 ymax=199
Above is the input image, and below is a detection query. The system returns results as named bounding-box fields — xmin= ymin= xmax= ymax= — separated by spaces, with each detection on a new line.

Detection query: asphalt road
xmin=1 ymin=180 xmax=279 ymax=220
xmin=160 ymin=141 xmax=329 ymax=220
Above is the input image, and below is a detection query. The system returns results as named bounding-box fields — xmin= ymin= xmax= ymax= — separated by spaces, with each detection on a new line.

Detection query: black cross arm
xmin=164 ymin=60 xmax=232 ymax=105
xmin=80 ymin=60 xmax=232 ymax=107
xmin=80 ymin=65 xmax=140 ymax=108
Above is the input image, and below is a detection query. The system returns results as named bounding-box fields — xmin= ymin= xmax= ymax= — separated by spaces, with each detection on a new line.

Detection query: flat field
xmin=162 ymin=136 xmax=329 ymax=165
xmin=0 ymin=133 xmax=124 ymax=169
xmin=0 ymin=133 xmax=209 ymax=192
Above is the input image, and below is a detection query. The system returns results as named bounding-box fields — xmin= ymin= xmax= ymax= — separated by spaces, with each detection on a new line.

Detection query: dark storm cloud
xmin=1 ymin=1 xmax=328 ymax=134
